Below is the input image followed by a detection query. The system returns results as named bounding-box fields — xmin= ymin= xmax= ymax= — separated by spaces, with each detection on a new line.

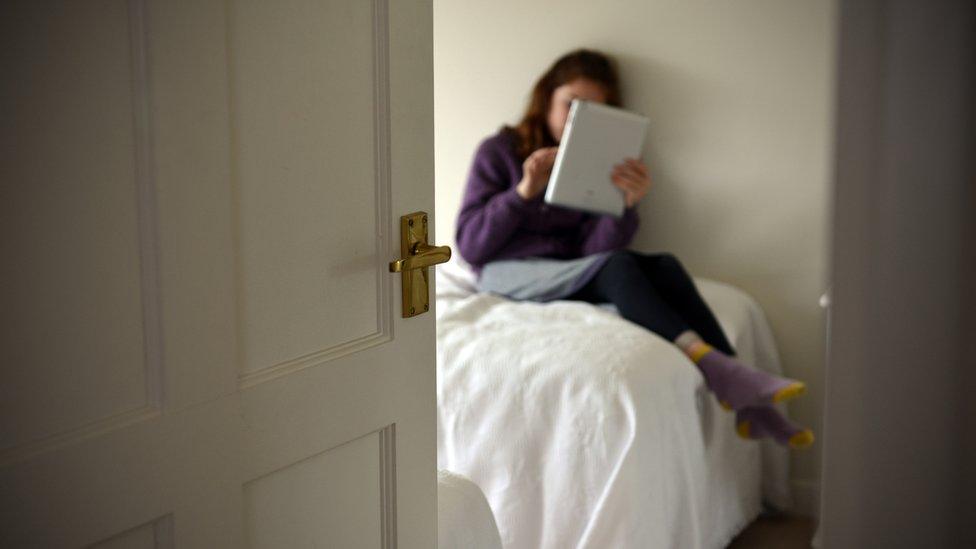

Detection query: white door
xmin=0 ymin=0 xmax=437 ymax=547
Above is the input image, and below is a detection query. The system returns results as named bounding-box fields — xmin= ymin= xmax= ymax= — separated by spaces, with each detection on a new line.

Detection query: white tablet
xmin=544 ymin=99 xmax=649 ymax=217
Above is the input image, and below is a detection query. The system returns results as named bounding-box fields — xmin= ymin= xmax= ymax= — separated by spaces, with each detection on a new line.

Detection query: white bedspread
xmin=435 ymin=262 xmax=792 ymax=549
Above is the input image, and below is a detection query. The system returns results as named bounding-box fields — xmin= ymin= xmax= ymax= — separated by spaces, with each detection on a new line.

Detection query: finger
xmin=612 ymin=174 xmax=642 ymax=194
xmin=621 ymin=179 xmax=648 ymax=202
xmin=614 ymin=171 xmax=645 ymax=190
xmin=618 ymin=163 xmax=646 ymax=181
xmin=620 ymin=158 xmax=647 ymax=178
xmin=613 ymin=161 xmax=639 ymax=176
xmin=610 ymin=175 xmax=631 ymax=191
xmin=628 ymin=159 xmax=648 ymax=176
xmin=611 ymin=166 xmax=637 ymax=182
xmin=613 ymin=167 xmax=638 ymax=184
xmin=621 ymin=171 xmax=651 ymax=192
xmin=535 ymin=148 xmax=555 ymax=159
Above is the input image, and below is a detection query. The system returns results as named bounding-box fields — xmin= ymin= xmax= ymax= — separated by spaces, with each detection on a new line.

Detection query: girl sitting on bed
xmin=455 ymin=49 xmax=813 ymax=449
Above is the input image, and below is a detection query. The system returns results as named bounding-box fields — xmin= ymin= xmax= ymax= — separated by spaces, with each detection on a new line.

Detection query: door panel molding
xmin=89 ymin=514 xmax=174 ymax=549
xmin=0 ymin=0 xmax=164 ymax=468
xmin=0 ymin=407 xmax=161 ymax=468
xmin=236 ymin=0 xmax=393 ymax=389
xmin=379 ymin=423 xmax=397 ymax=549
xmin=242 ymin=424 xmax=396 ymax=547
xmin=128 ymin=0 xmax=166 ymax=415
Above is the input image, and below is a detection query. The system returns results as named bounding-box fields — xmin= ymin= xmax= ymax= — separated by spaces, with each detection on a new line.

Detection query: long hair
xmin=503 ymin=49 xmax=622 ymax=160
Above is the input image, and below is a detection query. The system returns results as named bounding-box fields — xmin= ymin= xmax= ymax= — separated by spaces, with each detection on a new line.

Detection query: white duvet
xmin=436 ymin=262 xmax=792 ymax=549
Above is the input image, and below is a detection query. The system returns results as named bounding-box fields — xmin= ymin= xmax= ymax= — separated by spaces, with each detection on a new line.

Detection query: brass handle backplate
xmin=389 ymin=211 xmax=451 ymax=317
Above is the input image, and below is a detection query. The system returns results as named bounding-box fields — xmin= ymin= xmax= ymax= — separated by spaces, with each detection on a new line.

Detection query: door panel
xmin=0 ymin=0 xmax=159 ymax=462
xmin=0 ymin=0 xmax=435 ymax=546
xmin=229 ymin=0 xmax=390 ymax=380
xmin=244 ymin=429 xmax=388 ymax=549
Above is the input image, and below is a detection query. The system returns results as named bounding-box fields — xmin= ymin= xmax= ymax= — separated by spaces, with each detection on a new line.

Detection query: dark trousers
xmin=567 ymin=251 xmax=736 ymax=356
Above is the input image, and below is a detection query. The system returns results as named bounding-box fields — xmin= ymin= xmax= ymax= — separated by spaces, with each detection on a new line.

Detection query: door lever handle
xmin=388 ymin=211 xmax=451 ymax=317
xmin=389 ymin=243 xmax=451 ymax=273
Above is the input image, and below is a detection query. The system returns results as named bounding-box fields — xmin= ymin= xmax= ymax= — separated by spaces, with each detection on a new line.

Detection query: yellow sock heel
xmin=736 ymin=420 xmax=752 ymax=439
xmin=788 ymin=429 xmax=815 ymax=449
xmin=688 ymin=342 xmax=713 ymax=364
xmin=772 ymin=381 xmax=806 ymax=404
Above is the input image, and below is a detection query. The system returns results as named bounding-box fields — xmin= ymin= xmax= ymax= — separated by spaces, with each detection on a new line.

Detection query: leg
xmin=573 ymin=251 xmax=805 ymax=410
xmin=569 ymin=251 xmax=691 ymax=341
xmin=627 ymin=252 xmax=735 ymax=356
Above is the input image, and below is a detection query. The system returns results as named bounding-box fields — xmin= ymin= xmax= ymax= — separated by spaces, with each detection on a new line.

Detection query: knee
xmin=596 ymin=252 xmax=648 ymax=290
xmin=631 ymin=253 xmax=695 ymax=291
xmin=603 ymin=251 xmax=642 ymax=275
xmin=655 ymin=253 xmax=688 ymax=275
xmin=621 ymin=251 xmax=687 ymax=274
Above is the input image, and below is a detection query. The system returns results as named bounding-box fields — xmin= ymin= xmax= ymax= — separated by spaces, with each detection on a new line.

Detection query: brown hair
xmin=503 ymin=49 xmax=622 ymax=160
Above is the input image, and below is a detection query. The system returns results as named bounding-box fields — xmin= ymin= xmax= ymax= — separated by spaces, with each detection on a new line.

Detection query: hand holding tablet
xmin=516 ymin=146 xmax=559 ymax=200
xmin=544 ymin=99 xmax=650 ymax=217
xmin=611 ymin=157 xmax=652 ymax=208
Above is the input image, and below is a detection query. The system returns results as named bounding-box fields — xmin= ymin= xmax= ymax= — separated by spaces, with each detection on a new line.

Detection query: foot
xmin=695 ymin=349 xmax=805 ymax=410
xmin=736 ymin=406 xmax=814 ymax=449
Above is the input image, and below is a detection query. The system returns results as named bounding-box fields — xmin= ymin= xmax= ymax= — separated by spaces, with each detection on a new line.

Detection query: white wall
xmin=434 ymin=0 xmax=836 ymax=510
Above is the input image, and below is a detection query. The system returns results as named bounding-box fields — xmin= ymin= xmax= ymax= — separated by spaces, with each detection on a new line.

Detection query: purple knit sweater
xmin=455 ymin=129 xmax=639 ymax=270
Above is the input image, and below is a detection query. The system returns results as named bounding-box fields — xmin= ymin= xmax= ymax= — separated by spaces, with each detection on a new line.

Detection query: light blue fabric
xmin=476 ymin=252 xmax=613 ymax=302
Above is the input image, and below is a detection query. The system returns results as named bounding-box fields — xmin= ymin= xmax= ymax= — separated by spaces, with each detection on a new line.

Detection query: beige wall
xmin=434 ymin=0 xmax=835 ymax=510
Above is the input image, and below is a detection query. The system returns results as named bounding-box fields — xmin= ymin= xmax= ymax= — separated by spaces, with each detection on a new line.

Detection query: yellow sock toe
xmin=772 ymin=382 xmax=806 ymax=404
xmin=789 ymin=429 xmax=815 ymax=449
xmin=736 ymin=420 xmax=752 ymax=439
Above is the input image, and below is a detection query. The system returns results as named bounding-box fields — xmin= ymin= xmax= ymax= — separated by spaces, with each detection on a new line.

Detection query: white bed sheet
xmin=435 ymin=261 xmax=792 ymax=549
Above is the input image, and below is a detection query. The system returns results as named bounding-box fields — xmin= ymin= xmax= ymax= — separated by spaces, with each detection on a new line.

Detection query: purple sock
xmin=736 ymin=406 xmax=814 ymax=449
xmin=694 ymin=347 xmax=806 ymax=410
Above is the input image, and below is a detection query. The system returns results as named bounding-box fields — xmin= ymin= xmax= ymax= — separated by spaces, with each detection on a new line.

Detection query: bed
xmin=435 ymin=261 xmax=794 ymax=549
xmin=438 ymin=469 xmax=504 ymax=549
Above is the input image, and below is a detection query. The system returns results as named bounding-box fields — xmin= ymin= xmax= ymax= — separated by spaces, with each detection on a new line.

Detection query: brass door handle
xmin=389 ymin=243 xmax=451 ymax=273
xmin=389 ymin=211 xmax=452 ymax=317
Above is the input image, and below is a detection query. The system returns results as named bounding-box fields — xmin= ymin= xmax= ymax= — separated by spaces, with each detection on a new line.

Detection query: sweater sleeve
xmin=578 ymin=206 xmax=640 ymax=256
xmin=455 ymin=139 xmax=533 ymax=266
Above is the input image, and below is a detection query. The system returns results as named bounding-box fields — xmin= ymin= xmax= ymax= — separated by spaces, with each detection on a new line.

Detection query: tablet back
xmin=544 ymin=100 xmax=649 ymax=217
